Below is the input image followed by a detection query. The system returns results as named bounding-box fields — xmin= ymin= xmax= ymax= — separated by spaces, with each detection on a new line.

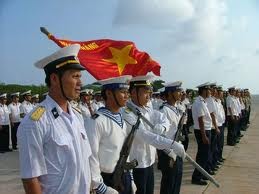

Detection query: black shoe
xmin=212 ymin=167 xmax=218 ymax=171
xmin=0 ymin=151 xmax=5 ymax=153
xmin=219 ymin=158 xmax=225 ymax=162
xmin=5 ymin=149 xmax=13 ymax=152
xmin=192 ymin=179 xmax=208 ymax=185
xmin=208 ymin=170 xmax=215 ymax=175
xmin=202 ymin=176 xmax=209 ymax=180
xmin=227 ymin=143 xmax=235 ymax=146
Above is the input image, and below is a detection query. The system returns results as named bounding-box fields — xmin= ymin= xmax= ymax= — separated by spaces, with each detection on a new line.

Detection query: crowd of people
xmin=0 ymin=44 xmax=252 ymax=194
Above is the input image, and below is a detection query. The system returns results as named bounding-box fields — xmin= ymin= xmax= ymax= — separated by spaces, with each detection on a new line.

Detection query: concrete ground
xmin=0 ymin=96 xmax=258 ymax=194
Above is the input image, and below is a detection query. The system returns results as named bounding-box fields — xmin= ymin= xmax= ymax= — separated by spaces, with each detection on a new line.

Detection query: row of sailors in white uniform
xmin=0 ymin=91 xmax=37 ymax=126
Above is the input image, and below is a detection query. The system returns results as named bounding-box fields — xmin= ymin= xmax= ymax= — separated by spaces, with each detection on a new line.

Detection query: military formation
xmin=0 ymin=44 xmax=252 ymax=194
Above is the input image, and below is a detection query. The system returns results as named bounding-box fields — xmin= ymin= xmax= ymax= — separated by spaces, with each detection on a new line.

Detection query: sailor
xmin=226 ymin=86 xmax=239 ymax=146
xmin=0 ymin=93 xmax=12 ymax=153
xmin=86 ymin=75 xmax=136 ymax=194
xmin=17 ymin=44 xmax=92 ymax=194
xmin=31 ymin=94 xmax=40 ymax=107
xmin=8 ymin=92 xmax=21 ymax=150
xmin=205 ymin=83 xmax=220 ymax=172
xmin=79 ymin=89 xmax=96 ymax=126
xmin=158 ymin=81 xmax=185 ymax=194
xmin=215 ymin=86 xmax=226 ymax=163
xmin=178 ymin=90 xmax=189 ymax=151
xmin=191 ymin=82 xmax=212 ymax=185
xmin=20 ymin=90 xmax=34 ymax=117
xmin=122 ymin=75 xmax=186 ymax=194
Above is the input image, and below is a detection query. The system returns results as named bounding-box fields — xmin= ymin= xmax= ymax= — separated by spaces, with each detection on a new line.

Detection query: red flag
xmin=45 ymin=33 xmax=161 ymax=80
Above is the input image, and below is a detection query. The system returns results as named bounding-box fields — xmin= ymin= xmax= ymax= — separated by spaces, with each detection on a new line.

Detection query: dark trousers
xmin=159 ymin=156 xmax=183 ymax=194
xmin=192 ymin=130 xmax=211 ymax=181
xmin=186 ymin=109 xmax=193 ymax=132
xmin=217 ymin=126 xmax=224 ymax=159
xmin=133 ymin=165 xmax=154 ymax=194
xmin=208 ymin=129 xmax=219 ymax=169
xmin=227 ymin=116 xmax=236 ymax=145
xmin=182 ymin=124 xmax=189 ymax=151
xmin=0 ymin=125 xmax=10 ymax=151
xmin=11 ymin=122 xmax=20 ymax=149
xmin=101 ymin=171 xmax=132 ymax=194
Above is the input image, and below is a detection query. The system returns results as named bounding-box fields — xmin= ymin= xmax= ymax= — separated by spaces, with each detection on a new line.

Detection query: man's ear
xmin=50 ymin=73 xmax=59 ymax=86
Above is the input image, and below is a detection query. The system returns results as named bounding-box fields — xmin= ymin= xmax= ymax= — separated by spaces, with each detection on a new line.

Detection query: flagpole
xmin=40 ymin=27 xmax=51 ymax=37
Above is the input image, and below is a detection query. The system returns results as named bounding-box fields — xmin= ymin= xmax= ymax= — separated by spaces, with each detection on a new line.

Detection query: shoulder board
xmin=124 ymin=107 xmax=132 ymax=114
xmin=91 ymin=113 xmax=99 ymax=120
xmin=159 ymin=105 xmax=164 ymax=110
xmin=72 ymin=106 xmax=82 ymax=114
xmin=30 ymin=106 xmax=45 ymax=121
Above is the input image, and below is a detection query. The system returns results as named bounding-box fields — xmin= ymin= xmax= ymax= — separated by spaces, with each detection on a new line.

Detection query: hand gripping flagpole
xmin=126 ymin=101 xmax=220 ymax=188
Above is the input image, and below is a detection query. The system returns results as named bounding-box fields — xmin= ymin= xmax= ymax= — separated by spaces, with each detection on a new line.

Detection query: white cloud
xmin=113 ymin=0 xmax=195 ymax=27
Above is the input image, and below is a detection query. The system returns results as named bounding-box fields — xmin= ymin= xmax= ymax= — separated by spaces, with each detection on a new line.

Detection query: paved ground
xmin=0 ymin=96 xmax=258 ymax=194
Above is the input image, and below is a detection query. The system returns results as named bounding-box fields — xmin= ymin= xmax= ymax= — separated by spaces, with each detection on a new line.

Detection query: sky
xmin=1 ymin=0 xmax=259 ymax=94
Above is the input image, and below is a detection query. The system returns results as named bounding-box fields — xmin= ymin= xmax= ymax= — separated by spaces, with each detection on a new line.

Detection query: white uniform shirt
xmin=152 ymin=98 xmax=164 ymax=110
xmin=206 ymin=96 xmax=219 ymax=127
xmin=122 ymin=101 xmax=170 ymax=168
xmin=234 ymin=97 xmax=242 ymax=114
xmin=182 ymin=98 xmax=192 ymax=110
xmin=240 ymin=98 xmax=245 ymax=110
xmin=17 ymin=96 xmax=91 ymax=194
xmin=215 ymin=99 xmax=225 ymax=127
xmin=160 ymin=103 xmax=181 ymax=139
xmin=20 ymin=100 xmax=34 ymax=115
xmin=0 ymin=103 xmax=10 ymax=125
xmin=177 ymin=101 xmax=188 ymax=125
xmin=87 ymin=108 xmax=128 ymax=189
xmin=226 ymin=95 xmax=239 ymax=116
xmin=8 ymin=102 xmax=21 ymax=123
xmin=192 ymin=96 xmax=212 ymax=130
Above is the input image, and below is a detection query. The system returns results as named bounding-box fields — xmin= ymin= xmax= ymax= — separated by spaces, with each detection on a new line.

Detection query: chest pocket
xmin=53 ymin=134 xmax=72 ymax=147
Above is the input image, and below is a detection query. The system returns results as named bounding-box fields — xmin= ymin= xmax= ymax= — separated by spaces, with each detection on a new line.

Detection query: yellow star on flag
xmin=103 ymin=45 xmax=137 ymax=74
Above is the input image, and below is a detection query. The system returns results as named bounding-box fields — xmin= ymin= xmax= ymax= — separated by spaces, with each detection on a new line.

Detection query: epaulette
xmin=30 ymin=106 xmax=45 ymax=121
xmin=72 ymin=106 xmax=82 ymax=114
xmin=159 ymin=105 xmax=164 ymax=110
xmin=124 ymin=107 xmax=132 ymax=114
xmin=91 ymin=113 xmax=99 ymax=119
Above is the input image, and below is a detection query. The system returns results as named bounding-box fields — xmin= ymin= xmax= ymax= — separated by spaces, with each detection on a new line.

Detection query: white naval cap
xmin=94 ymin=90 xmax=101 ymax=95
xmin=21 ymin=90 xmax=31 ymax=96
xmin=196 ymin=82 xmax=211 ymax=89
xmin=164 ymin=81 xmax=182 ymax=92
xmin=11 ymin=92 xmax=20 ymax=97
xmin=80 ymin=89 xmax=93 ymax=95
xmin=209 ymin=82 xmax=217 ymax=88
xmin=228 ymin=86 xmax=236 ymax=90
xmin=34 ymin=44 xmax=85 ymax=74
xmin=0 ymin=93 xmax=7 ymax=98
xmin=129 ymin=74 xmax=155 ymax=89
xmin=32 ymin=94 xmax=39 ymax=98
xmin=99 ymin=75 xmax=132 ymax=90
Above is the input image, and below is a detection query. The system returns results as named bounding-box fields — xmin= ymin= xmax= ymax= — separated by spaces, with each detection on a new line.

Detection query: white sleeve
xmin=17 ymin=119 xmax=47 ymax=178
xmin=160 ymin=108 xmax=177 ymax=139
xmin=85 ymin=118 xmax=104 ymax=189
xmin=135 ymin=125 xmax=173 ymax=150
xmin=151 ymin=109 xmax=170 ymax=132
